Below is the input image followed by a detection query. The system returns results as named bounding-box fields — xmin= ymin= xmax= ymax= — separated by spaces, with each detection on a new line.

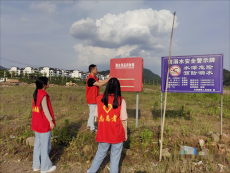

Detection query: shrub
xmin=140 ymin=129 xmax=153 ymax=143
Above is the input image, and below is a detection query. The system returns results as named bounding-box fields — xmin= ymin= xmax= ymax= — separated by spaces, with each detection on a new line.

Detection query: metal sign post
xmin=220 ymin=93 xmax=223 ymax=137
xmin=136 ymin=92 xmax=139 ymax=128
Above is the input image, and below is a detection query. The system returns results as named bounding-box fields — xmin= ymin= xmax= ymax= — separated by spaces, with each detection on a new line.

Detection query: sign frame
xmin=161 ymin=54 xmax=223 ymax=94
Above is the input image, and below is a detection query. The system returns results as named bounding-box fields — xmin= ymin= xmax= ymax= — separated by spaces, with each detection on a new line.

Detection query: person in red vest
xmin=86 ymin=64 xmax=112 ymax=132
xmin=87 ymin=78 xmax=128 ymax=173
xmin=31 ymin=77 xmax=56 ymax=173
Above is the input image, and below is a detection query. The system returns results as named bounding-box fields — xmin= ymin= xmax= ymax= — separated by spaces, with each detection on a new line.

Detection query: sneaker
xmin=33 ymin=168 xmax=40 ymax=171
xmin=41 ymin=166 xmax=56 ymax=173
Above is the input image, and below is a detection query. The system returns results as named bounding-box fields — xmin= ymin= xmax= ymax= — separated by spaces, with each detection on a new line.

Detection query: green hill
xmin=98 ymin=68 xmax=160 ymax=81
xmin=97 ymin=70 xmax=110 ymax=76
xmin=223 ymin=68 xmax=230 ymax=86
xmin=143 ymin=68 xmax=160 ymax=80
xmin=0 ymin=66 xmax=7 ymax=70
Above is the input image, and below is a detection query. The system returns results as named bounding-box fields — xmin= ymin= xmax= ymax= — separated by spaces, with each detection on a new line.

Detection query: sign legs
xmin=161 ymin=92 xmax=163 ymax=127
xmin=220 ymin=94 xmax=223 ymax=137
xmin=136 ymin=92 xmax=139 ymax=128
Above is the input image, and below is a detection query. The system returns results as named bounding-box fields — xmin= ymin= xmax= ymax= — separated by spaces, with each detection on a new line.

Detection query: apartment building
xmin=8 ymin=66 xmax=106 ymax=79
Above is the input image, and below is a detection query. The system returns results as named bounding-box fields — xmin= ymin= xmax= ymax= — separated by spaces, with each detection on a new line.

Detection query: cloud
xmin=73 ymin=44 xmax=139 ymax=66
xmin=30 ymin=2 xmax=56 ymax=14
xmin=19 ymin=17 xmax=31 ymax=22
xmin=70 ymin=8 xmax=178 ymax=51
xmin=70 ymin=8 xmax=178 ymax=67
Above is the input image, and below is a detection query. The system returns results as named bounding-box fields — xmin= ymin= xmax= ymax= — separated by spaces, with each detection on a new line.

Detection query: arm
xmin=94 ymin=105 xmax=98 ymax=117
xmin=41 ymin=96 xmax=55 ymax=129
xmin=93 ymin=77 xmax=112 ymax=87
xmin=121 ymin=121 xmax=127 ymax=141
xmin=120 ymin=99 xmax=128 ymax=141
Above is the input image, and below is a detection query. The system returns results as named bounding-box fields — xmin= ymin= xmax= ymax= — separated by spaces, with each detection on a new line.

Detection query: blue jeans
xmin=87 ymin=104 xmax=97 ymax=131
xmin=33 ymin=131 xmax=53 ymax=172
xmin=87 ymin=142 xmax=123 ymax=173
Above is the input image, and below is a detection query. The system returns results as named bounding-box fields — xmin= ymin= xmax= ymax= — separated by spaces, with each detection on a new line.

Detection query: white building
xmin=9 ymin=67 xmax=18 ymax=74
xmin=81 ymin=72 xmax=89 ymax=80
xmin=8 ymin=66 xmax=106 ymax=80
xmin=23 ymin=67 xmax=33 ymax=75
xmin=9 ymin=67 xmax=24 ymax=76
xmin=40 ymin=67 xmax=50 ymax=77
xmin=71 ymin=70 xmax=82 ymax=78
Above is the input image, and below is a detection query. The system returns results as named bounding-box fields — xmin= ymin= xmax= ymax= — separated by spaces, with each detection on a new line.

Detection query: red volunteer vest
xmin=96 ymin=94 xmax=125 ymax=144
xmin=31 ymin=89 xmax=56 ymax=133
xmin=86 ymin=74 xmax=99 ymax=104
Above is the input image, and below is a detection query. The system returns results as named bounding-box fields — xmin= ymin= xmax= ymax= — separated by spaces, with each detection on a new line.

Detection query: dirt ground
xmin=0 ymin=85 xmax=230 ymax=173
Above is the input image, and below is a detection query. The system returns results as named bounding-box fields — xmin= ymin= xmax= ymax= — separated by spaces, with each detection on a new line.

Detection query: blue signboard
xmin=161 ymin=54 xmax=223 ymax=93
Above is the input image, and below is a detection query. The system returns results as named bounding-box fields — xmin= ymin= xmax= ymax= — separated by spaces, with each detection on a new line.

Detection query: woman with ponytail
xmin=87 ymin=78 xmax=128 ymax=173
xmin=31 ymin=77 xmax=56 ymax=173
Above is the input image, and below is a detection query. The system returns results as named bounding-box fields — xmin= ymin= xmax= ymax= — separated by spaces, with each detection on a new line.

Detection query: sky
xmin=0 ymin=0 xmax=229 ymax=76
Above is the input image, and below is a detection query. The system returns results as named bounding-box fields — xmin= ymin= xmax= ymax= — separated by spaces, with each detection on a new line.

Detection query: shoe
xmin=90 ymin=129 xmax=97 ymax=133
xmin=33 ymin=168 xmax=40 ymax=171
xmin=41 ymin=166 xmax=56 ymax=173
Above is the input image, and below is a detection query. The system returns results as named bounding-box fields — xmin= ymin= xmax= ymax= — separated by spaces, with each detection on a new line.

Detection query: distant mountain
xmin=98 ymin=68 xmax=160 ymax=80
xmin=223 ymin=68 xmax=230 ymax=86
xmin=0 ymin=66 xmax=7 ymax=70
xmin=143 ymin=68 xmax=161 ymax=80
xmin=97 ymin=70 xmax=110 ymax=76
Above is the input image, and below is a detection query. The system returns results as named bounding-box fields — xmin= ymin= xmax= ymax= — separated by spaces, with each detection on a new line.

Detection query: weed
xmin=140 ymin=129 xmax=153 ymax=143
xmin=62 ymin=163 xmax=69 ymax=169
xmin=182 ymin=125 xmax=188 ymax=136
xmin=53 ymin=119 xmax=71 ymax=145
xmin=180 ymin=105 xmax=186 ymax=117
xmin=166 ymin=127 xmax=172 ymax=136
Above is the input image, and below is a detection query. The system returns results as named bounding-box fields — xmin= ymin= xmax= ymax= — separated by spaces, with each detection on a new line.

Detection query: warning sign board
xmin=161 ymin=54 xmax=223 ymax=93
xmin=110 ymin=57 xmax=143 ymax=92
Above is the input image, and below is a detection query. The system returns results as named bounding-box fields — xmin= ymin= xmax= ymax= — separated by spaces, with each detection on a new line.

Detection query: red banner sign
xmin=110 ymin=57 xmax=143 ymax=92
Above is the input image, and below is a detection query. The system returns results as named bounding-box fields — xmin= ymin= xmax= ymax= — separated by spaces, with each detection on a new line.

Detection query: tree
xmin=0 ymin=70 xmax=4 ymax=77
xmin=12 ymin=71 xmax=16 ymax=78
xmin=6 ymin=71 xmax=10 ymax=78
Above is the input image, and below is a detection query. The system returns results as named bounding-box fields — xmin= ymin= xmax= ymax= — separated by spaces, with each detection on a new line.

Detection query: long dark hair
xmin=33 ymin=77 xmax=48 ymax=105
xmin=101 ymin=78 xmax=122 ymax=109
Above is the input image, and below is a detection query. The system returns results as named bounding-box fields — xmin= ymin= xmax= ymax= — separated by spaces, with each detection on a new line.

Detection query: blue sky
xmin=1 ymin=1 xmax=229 ymax=75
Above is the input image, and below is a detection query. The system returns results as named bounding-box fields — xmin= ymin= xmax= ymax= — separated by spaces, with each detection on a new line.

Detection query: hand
xmin=50 ymin=121 xmax=55 ymax=130
xmin=125 ymin=134 xmax=128 ymax=141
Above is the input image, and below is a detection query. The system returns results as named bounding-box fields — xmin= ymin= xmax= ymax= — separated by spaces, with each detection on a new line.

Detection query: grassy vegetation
xmin=0 ymin=85 xmax=230 ymax=172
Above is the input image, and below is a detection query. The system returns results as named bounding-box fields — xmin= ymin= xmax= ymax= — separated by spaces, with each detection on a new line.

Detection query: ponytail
xmin=33 ymin=88 xmax=38 ymax=105
xmin=33 ymin=77 xmax=49 ymax=105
